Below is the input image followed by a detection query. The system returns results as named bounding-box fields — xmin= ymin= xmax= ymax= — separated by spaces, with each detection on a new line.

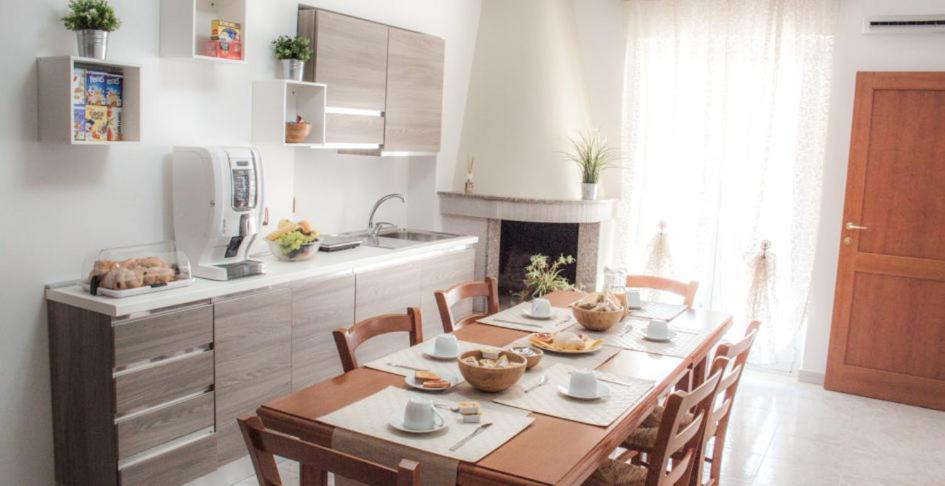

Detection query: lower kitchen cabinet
xmin=291 ymin=272 xmax=356 ymax=390
xmin=420 ymin=247 xmax=476 ymax=337
xmin=353 ymin=260 xmax=423 ymax=364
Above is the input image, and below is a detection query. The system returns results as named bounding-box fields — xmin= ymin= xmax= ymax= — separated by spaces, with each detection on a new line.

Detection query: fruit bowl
xmin=457 ymin=350 xmax=526 ymax=392
xmin=268 ymin=239 xmax=318 ymax=262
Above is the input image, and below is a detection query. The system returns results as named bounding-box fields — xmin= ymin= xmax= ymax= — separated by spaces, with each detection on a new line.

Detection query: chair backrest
xmin=238 ymin=415 xmax=420 ymax=486
xmin=434 ymin=277 xmax=500 ymax=333
xmin=332 ymin=308 xmax=423 ymax=372
xmin=694 ymin=321 xmax=760 ymax=486
xmin=647 ymin=356 xmax=728 ymax=486
xmin=626 ymin=275 xmax=699 ymax=309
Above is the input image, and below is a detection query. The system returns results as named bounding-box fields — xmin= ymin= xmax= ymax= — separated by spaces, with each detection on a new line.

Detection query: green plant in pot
xmin=62 ymin=0 xmax=121 ymax=60
xmin=271 ymin=35 xmax=312 ymax=81
xmin=518 ymin=254 xmax=577 ymax=301
xmin=565 ymin=130 xmax=616 ymax=200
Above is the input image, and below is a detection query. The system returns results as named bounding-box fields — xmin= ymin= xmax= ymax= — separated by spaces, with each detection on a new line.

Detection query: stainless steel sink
xmin=334 ymin=228 xmax=461 ymax=249
xmin=375 ymin=229 xmax=458 ymax=242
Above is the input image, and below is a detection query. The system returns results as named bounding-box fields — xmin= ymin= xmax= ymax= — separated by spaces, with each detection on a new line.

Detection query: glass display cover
xmin=81 ymin=241 xmax=194 ymax=298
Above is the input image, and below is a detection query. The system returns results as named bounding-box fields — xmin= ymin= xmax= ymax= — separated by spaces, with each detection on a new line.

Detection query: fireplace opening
xmin=498 ymin=220 xmax=579 ymax=305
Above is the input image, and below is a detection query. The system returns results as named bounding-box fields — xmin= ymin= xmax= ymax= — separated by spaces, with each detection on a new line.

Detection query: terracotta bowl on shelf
xmin=285 ymin=122 xmax=312 ymax=143
xmin=457 ymin=350 xmax=526 ymax=392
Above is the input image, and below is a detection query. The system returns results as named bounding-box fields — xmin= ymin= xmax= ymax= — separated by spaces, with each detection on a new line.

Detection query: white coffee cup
xmin=433 ymin=333 xmax=459 ymax=357
xmin=646 ymin=319 xmax=670 ymax=340
xmin=403 ymin=397 xmax=437 ymax=430
xmin=530 ymin=298 xmax=552 ymax=318
xmin=569 ymin=369 xmax=599 ymax=398
xmin=627 ymin=290 xmax=642 ymax=307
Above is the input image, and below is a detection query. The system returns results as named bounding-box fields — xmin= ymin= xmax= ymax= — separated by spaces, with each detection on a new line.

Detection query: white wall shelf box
xmin=37 ymin=56 xmax=141 ymax=145
xmin=160 ymin=0 xmax=247 ymax=63
xmin=252 ymin=80 xmax=327 ymax=147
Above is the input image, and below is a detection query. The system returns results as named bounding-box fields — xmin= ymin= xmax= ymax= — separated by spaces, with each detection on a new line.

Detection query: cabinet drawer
xmin=325 ymin=113 xmax=385 ymax=144
xmin=115 ymin=351 xmax=213 ymax=416
xmin=119 ymin=433 xmax=216 ymax=486
xmin=117 ymin=392 xmax=214 ymax=460
xmin=113 ymin=305 xmax=212 ymax=368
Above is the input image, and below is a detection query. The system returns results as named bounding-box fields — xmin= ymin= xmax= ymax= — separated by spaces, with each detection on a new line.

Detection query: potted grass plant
xmin=271 ymin=35 xmax=312 ymax=81
xmin=62 ymin=0 xmax=121 ymax=60
xmin=518 ymin=254 xmax=576 ymax=301
xmin=564 ymin=130 xmax=616 ymax=200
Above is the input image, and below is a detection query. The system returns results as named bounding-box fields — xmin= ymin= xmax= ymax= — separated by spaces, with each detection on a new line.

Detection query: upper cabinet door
xmin=385 ymin=28 xmax=445 ymax=152
xmin=299 ymin=9 xmax=389 ymax=111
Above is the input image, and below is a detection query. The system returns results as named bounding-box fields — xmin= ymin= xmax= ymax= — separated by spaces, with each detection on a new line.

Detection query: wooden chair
xmin=626 ymin=275 xmax=699 ymax=309
xmin=585 ymin=357 xmax=728 ymax=486
xmin=434 ymin=277 xmax=500 ymax=333
xmin=332 ymin=308 xmax=423 ymax=372
xmin=238 ymin=415 xmax=421 ymax=486
xmin=692 ymin=321 xmax=761 ymax=486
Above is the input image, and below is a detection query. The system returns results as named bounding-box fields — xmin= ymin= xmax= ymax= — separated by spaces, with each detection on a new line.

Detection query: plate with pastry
xmin=405 ymin=370 xmax=460 ymax=392
xmin=528 ymin=331 xmax=604 ymax=354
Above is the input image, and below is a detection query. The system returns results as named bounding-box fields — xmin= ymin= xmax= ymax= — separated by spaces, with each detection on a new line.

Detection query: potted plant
xmin=271 ymin=35 xmax=312 ymax=81
xmin=564 ymin=130 xmax=616 ymax=200
xmin=518 ymin=254 xmax=576 ymax=301
xmin=62 ymin=0 xmax=121 ymax=60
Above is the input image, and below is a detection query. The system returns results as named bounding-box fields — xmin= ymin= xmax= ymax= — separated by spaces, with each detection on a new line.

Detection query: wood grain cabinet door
xmin=299 ymin=9 xmax=389 ymax=111
xmin=384 ymin=28 xmax=445 ymax=152
xmin=354 ymin=261 xmax=423 ymax=363
xmin=213 ymin=288 xmax=292 ymax=465
xmin=291 ymin=273 xmax=356 ymax=390
xmin=420 ymin=248 xmax=476 ymax=338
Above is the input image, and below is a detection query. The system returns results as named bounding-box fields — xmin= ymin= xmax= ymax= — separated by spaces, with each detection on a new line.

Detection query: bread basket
xmin=457 ymin=350 xmax=526 ymax=392
xmin=572 ymin=305 xmax=624 ymax=332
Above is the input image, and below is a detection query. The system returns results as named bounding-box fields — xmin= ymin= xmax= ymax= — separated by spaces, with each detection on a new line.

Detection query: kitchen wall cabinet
xmin=213 ymin=287 xmax=292 ymax=465
xmin=290 ymin=272 xmax=355 ymax=390
xmin=384 ymin=28 xmax=445 ymax=152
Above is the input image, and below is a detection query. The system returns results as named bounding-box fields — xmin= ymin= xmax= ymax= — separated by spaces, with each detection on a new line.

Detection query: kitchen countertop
xmin=46 ymin=235 xmax=478 ymax=317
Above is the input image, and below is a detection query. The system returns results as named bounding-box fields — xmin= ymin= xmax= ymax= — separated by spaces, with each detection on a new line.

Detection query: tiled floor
xmin=225 ymin=370 xmax=945 ymax=486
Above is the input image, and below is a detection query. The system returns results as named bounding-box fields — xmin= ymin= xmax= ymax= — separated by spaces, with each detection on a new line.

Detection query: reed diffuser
xmin=464 ymin=156 xmax=476 ymax=194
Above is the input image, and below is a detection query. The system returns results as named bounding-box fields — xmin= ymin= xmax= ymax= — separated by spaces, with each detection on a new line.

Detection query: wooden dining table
xmin=257 ymin=291 xmax=732 ymax=485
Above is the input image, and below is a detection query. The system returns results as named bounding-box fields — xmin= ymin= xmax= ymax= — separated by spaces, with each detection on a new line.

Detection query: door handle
xmin=846 ymin=222 xmax=868 ymax=231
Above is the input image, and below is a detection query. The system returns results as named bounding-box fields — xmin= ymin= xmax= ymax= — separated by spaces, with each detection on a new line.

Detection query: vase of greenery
xmin=518 ymin=254 xmax=577 ymax=301
xmin=565 ymin=130 xmax=615 ymax=200
xmin=272 ymin=35 xmax=312 ymax=81
xmin=62 ymin=0 xmax=120 ymax=60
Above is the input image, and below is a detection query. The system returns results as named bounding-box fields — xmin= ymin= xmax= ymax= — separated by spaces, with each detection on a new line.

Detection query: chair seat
xmin=584 ymin=458 xmax=648 ymax=486
xmin=621 ymin=405 xmax=694 ymax=452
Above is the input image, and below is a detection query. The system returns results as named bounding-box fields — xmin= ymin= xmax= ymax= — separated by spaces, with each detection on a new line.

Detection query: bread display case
xmin=81 ymin=241 xmax=195 ymax=298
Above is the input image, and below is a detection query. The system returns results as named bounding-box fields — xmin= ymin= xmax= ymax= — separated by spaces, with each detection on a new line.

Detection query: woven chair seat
xmin=584 ymin=458 xmax=648 ymax=486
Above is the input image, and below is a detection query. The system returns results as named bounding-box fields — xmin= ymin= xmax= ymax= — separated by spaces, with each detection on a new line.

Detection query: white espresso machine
xmin=172 ymin=146 xmax=266 ymax=280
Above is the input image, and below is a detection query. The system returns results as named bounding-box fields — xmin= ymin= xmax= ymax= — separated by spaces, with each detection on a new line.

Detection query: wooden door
xmin=384 ymin=28 xmax=445 ymax=152
xmin=825 ymin=72 xmax=945 ymax=410
xmin=213 ymin=288 xmax=292 ymax=465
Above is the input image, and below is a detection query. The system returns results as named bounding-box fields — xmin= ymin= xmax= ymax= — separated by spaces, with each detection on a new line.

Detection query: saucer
xmin=388 ymin=410 xmax=448 ymax=434
xmin=557 ymin=383 xmax=611 ymax=401
xmin=422 ymin=345 xmax=460 ymax=360
xmin=405 ymin=372 xmax=460 ymax=392
xmin=522 ymin=310 xmax=554 ymax=320
xmin=642 ymin=331 xmax=677 ymax=343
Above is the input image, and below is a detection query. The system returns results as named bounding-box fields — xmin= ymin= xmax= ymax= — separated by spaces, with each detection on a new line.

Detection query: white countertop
xmin=46 ymin=236 xmax=478 ymax=317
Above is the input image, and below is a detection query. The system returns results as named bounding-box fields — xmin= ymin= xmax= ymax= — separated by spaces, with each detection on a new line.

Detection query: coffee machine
xmin=172 ymin=146 xmax=265 ymax=280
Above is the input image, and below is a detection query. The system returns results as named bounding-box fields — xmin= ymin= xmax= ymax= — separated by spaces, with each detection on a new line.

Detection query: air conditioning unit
xmin=863 ymin=14 xmax=945 ymax=34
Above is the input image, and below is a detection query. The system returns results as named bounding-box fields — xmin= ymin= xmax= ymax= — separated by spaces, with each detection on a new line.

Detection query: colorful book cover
xmin=211 ymin=19 xmax=241 ymax=42
xmin=86 ymin=71 xmax=107 ymax=105
xmin=105 ymin=74 xmax=123 ymax=107
xmin=107 ymin=107 xmax=122 ymax=141
xmin=73 ymin=105 xmax=86 ymax=141
xmin=85 ymin=105 xmax=109 ymax=142
xmin=72 ymin=68 xmax=86 ymax=105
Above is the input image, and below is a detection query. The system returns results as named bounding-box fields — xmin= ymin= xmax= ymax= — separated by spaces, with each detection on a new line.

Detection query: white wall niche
xmin=160 ymin=0 xmax=247 ymax=63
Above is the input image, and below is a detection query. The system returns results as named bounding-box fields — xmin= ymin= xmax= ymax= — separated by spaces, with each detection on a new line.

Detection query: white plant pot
xmin=281 ymin=59 xmax=305 ymax=81
xmin=582 ymin=183 xmax=599 ymax=200
xmin=76 ymin=30 xmax=109 ymax=60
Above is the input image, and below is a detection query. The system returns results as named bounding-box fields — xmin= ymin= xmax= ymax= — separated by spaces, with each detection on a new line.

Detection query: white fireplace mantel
xmin=438 ymin=192 xmax=617 ymax=224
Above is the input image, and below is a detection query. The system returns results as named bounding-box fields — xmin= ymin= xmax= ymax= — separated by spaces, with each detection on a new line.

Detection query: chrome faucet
xmin=367 ymin=193 xmax=406 ymax=237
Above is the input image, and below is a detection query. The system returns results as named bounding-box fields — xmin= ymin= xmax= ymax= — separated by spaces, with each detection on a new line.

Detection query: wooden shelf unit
xmin=37 ymin=56 xmax=141 ymax=145
xmin=160 ymin=0 xmax=246 ymax=63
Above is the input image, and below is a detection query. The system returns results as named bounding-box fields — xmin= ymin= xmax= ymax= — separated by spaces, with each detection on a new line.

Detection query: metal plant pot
xmin=76 ymin=30 xmax=109 ymax=60
xmin=582 ymin=183 xmax=599 ymax=200
xmin=281 ymin=59 xmax=305 ymax=81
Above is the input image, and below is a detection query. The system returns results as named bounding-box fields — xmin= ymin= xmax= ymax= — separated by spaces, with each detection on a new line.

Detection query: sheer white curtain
xmin=615 ymin=0 xmax=838 ymax=370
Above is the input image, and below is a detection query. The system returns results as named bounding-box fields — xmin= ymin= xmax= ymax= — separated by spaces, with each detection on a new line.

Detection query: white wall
xmin=0 ymin=0 xmax=480 ymax=483
xmin=801 ymin=0 xmax=945 ymax=377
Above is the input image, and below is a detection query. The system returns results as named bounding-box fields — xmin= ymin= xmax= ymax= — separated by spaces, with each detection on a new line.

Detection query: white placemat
xmin=493 ymin=364 xmax=655 ymax=427
xmin=567 ymin=321 xmax=708 ymax=358
xmin=319 ymin=386 xmax=535 ymax=464
xmin=506 ymin=336 xmax=621 ymax=373
xmin=478 ymin=302 xmax=575 ymax=332
xmin=628 ymin=301 xmax=688 ymax=321
xmin=364 ymin=338 xmax=487 ymax=382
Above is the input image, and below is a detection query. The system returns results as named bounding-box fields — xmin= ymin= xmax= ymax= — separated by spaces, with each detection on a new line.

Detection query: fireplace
xmin=498 ymin=221 xmax=579 ymax=303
